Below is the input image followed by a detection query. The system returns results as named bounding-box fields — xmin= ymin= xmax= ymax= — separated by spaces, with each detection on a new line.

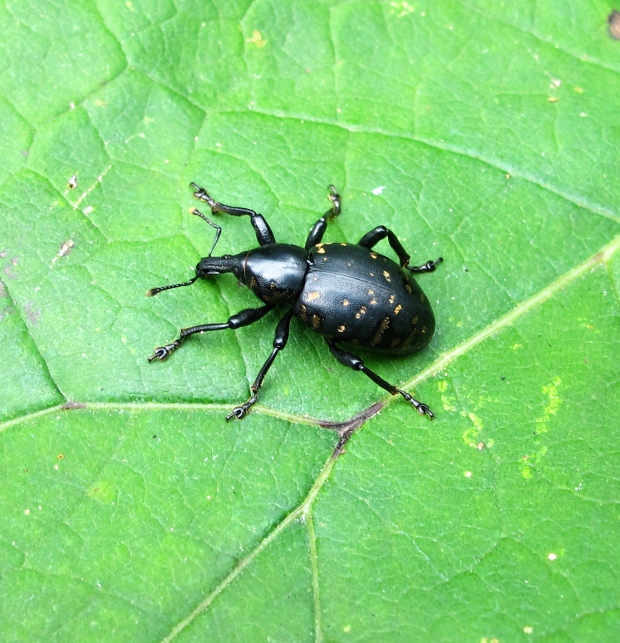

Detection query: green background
xmin=1 ymin=0 xmax=619 ymax=640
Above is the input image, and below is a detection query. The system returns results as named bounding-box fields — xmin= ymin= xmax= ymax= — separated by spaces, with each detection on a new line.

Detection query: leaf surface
xmin=1 ymin=1 xmax=619 ymax=640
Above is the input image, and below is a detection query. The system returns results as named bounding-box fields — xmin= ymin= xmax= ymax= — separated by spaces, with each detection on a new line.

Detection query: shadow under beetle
xmin=148 ymin=183 xmax=442 ymax=420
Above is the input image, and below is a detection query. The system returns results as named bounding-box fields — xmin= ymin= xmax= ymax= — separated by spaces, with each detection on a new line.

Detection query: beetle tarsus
xmin=226 ymin=395 xmax=257 ymax=421
xmin=148 ymin=342 xmax=179 ymax=362
xmin=327 ymin=184 xmax=341 ymax=216
xmin=190 ymin=182 xmax=214 ymax=205
xmin=408 ymin=257 xmax=443 ymax=274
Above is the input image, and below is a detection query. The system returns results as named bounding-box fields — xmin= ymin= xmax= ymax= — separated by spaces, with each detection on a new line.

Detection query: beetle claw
xmin=226 ymin=405 xmax=249 ymax=421
xmin=415 ymin=403 xmax=435 ymax=419
xmin=226 ymin=407 xmax=243 ymax=421
xmin=191 ymin=182 xmax=218 ymax=210
xmin=226 ymin=395 xmax=258 ymax=421
xmin=148 ymin=344 xmax=176 ymax=362
xmin=398 ymin=389 xmax=434 ymax=419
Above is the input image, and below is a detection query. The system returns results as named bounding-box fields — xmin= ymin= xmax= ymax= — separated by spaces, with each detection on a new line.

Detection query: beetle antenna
xmin=191 ymin=207 xmax=221 ymax=257
xmin=146 ymin=276 xmax=198 ymax=297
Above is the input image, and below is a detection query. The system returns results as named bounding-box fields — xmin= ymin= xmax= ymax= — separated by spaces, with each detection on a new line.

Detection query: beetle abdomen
xmin=293 ymin=243 xmax=435 ymax=354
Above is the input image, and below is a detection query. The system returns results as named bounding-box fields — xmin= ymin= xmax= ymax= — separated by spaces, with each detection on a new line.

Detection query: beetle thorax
xmin=243 ymin=244 xmax=309 ymax=304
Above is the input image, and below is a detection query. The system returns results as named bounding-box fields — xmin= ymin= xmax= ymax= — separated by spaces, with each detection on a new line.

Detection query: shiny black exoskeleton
xmin=148 ymin=183 xmax=442 ymax=420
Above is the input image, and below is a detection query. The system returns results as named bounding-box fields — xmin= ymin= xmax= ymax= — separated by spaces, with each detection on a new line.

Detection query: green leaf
xmin=1 ymin=0 xmax=619 ymax=641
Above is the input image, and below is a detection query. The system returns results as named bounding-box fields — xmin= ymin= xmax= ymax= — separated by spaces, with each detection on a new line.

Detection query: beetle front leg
xmin=326 ymin=340 xmax=434 ymax=418
xmin=227 ymin=310 xmax=295 ymax=420
xmin=190 ymin=182 xmax=276 ymax=247
xmin=148 ymin=304 xmax=274 ymax=362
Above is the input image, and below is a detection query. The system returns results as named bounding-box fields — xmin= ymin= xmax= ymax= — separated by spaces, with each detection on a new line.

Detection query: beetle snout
xmin=195 ymin=254 xmax=243 ymax=279
xmin=195 ymin=259 xmax=220 ymax=277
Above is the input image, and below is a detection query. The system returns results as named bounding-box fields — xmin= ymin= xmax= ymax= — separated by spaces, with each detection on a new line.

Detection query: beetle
xmin=147 ymin=183 xmax=442 ymax=421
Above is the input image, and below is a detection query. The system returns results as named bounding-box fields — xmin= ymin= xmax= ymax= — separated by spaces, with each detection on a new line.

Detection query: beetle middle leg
xmin=227 ymin=310 xmax=295 ymax=421
xmin=326 ymin=340 xmax=434 ymax=418
xmin=358 ymin=226 xmax=442 ymax=273
xmin=304 ymin=185 xmax=342 ymax=249
xmin=190 ymin=182 xmax=276 ymax=247
xmin=148 ymin=304 xmax=274 ymax=362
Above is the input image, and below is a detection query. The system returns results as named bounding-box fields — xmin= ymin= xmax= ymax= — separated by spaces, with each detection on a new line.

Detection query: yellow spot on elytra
xmin=370 ymin=252 xmax=378 ymax=259
xmin=307 ymin=291 xmax=320 ymax=301
xmin=367 ymin=289 xmax=375 ymax=295
xmin=355 ymin=306 xmax=367 ymax=319
xmin=370 ymin=316 xmax=390 ymax=345
xmin=394 ymin=304 xmax=402 ymax=314
xmin=342 ymin=299 xmax=350 ymax=306
xmin=370 ymin=299 xmax=377 ymax=305
xmin=389 ymin=294 xmax=396 ymax=303
xmin=337 ymin=325 xmax=346 ymax=332
xmin=317 ymin=246 xmax=326 ymax=254
xmin=383 ymin=270 xmax=391 ymax=282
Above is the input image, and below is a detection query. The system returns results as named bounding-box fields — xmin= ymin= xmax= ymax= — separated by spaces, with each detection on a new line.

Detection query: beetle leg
xmin=190 ymin=182 xmax=276 ymax=247
xmin=148 ymin=304 xmax=274 ymax=362
xmin=227 ymin=310 xmax=295 ymax=421
xmin=358 ymin=226 xmax=443 ymax=275
xmin=357 ymin=226 xmax=412 ymax=267
xmin=326 ymin=340 xmax=434 ymax=419
xmin=304 ymin=185 xmax=342 ymax=249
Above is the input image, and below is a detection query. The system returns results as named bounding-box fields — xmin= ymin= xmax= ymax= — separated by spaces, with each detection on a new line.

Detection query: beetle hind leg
xmin=358 ymin=227 xmax=443 ymax=276
xmin=326 ymin=340 xmax=434 ymax=419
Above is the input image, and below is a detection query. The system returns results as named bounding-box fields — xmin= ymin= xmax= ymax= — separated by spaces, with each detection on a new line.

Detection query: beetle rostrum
xmin=147 ymin=183 xmax=442 ymax=421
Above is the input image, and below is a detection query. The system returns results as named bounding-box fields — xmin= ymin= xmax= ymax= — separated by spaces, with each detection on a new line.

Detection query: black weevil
xmin=148 ymin=183 xmax=442 ymax=420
